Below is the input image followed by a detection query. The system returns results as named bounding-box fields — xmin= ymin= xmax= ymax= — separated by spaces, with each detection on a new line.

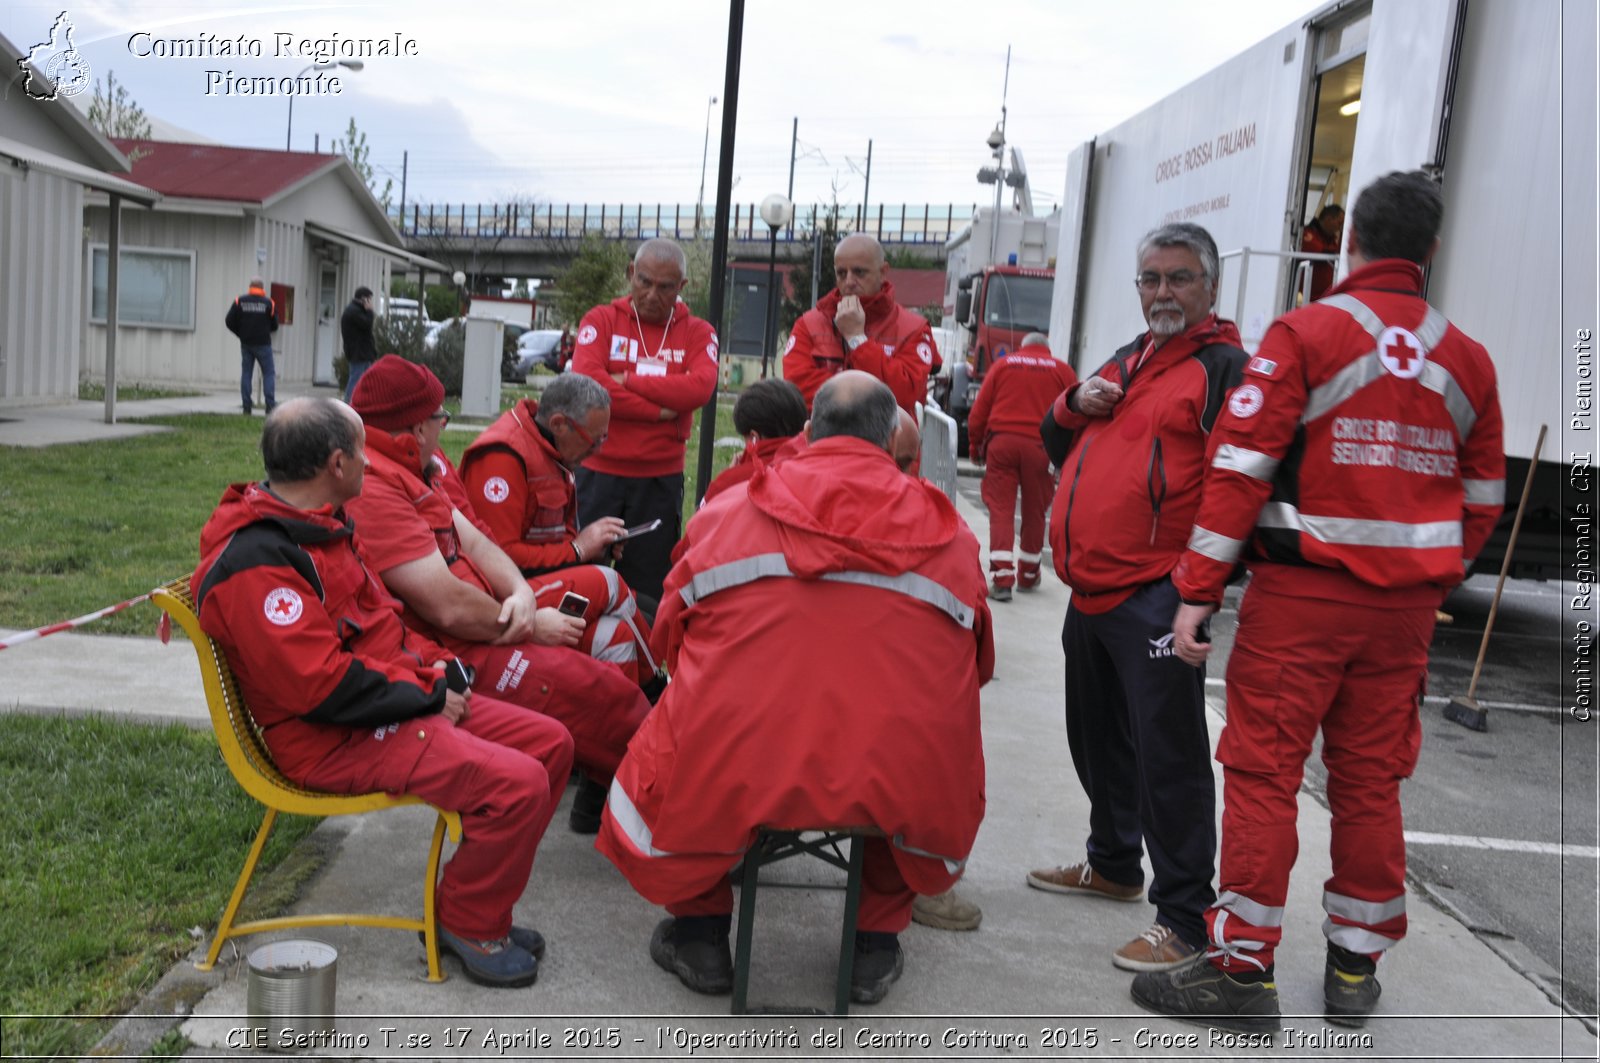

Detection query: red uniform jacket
xmin=459 ymin=400 xmax=578 ymax=575
xmin=596 ymin=436 xmax=994 ymax=903
xmin=1044 ymin=315 xmax=1247 ymax=614
xmin=1173 ymin=259 xmax=1505 ymax=607
xmin=193 ymin=482 xmax=451 ymax=782
xmin=572 ymin=297 xmax=719 ymax=479
xmin=967 ymin=342 xmax=1078 ymax=459
xmin=701 ymin=435 xmax=795 ymax=505
xmin=783 ymin=281 xmax=939 ymax=415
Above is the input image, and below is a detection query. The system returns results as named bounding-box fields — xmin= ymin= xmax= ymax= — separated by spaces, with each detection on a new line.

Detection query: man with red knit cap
xmin=967 ymin=331 xmax=1076 ymax=600
xmin=347 ymin=355 xmax=651 ymax=832
xmin=783 ymin=233 xmax=940 ymax=417
xmin=571 ymin=239 xmax=719 ymax=604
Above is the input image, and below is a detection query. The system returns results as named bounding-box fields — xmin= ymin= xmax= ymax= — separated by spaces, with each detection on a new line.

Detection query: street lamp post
xmin=285 ymin=60 xmax=364 ymax=151
xmin=695 ymin=96 xmax=718 ymax=237
xmin=452 ymin=270 xmax=467 ymax=319
xmin=758 ymin=194 xmax=793 ymax=380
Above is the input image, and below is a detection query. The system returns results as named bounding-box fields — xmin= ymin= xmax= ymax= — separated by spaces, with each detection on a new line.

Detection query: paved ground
xmin=0 ymin=394 xmax=1596 ymax=1060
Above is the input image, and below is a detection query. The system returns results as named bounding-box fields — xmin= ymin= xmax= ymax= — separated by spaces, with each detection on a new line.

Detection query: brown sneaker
xmin=1113 ymin=922 xmax=1198 ymax=972
xmin=1026 ymin=861 xmax=1143 ymax=902
xmin=911 ymin=888 xmax=982 ymax=931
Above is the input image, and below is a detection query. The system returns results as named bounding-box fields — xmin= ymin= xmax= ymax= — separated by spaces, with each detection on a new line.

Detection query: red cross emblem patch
xmin=263 ymin=587 xmax=304 ymax=626
xmin=1378 ymin=325 xmax=1426 ymax=380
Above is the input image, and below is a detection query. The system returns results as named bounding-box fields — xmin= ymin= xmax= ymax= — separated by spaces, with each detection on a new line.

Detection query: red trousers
xmin=458 ymin=641 xmax=650 ymax=781
xmin=1206 ymin=581 xmax=1430 ymax=973
xmin=300 ymin=695 xmax=574 ymax=941
xmin=667 ymin=836 xmax=917 ymax=933
xmin=981 ymin=433 xmax=1053 ymax=588
xmin=527 ymin=565 xmax=657 ymax=685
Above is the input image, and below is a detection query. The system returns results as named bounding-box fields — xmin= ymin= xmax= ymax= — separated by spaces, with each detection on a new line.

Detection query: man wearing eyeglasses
xmin=346 ymin=356 xmax=652 ymax=836
xmin=1027 ymin=223 xmax=1246 ymax=978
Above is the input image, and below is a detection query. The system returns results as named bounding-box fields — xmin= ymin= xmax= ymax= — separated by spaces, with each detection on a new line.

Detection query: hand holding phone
xmin=557 ymin=592 xmax=590 ymax=617
xmin=617 ymin=518 xmax=663 ymax=541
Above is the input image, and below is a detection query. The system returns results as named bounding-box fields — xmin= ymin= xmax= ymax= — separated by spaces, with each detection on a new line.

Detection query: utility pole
xmin=399 ymin=150 xmax=408 ymax=228
xmin=861 ymin=139 xmax=873 ymax=234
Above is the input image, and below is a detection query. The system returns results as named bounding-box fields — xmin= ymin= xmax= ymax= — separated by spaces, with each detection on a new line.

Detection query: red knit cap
xmin=350 ymin=354 xmax=445 ymax=430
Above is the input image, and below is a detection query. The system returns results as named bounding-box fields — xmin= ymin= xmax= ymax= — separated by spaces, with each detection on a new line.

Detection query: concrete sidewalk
xmin=0 ymin=397 xmax=1592 ymax=1060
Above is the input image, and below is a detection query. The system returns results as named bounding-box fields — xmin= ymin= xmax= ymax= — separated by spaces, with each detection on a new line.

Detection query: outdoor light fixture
xmin=285 ymin=60 xmax=365 ymax=151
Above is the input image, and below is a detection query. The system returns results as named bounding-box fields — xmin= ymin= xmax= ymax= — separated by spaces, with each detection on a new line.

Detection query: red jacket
xmin=967 ymin=342 xmax=1078 ymax=457
xmin=1173 ymin=259 xmax=1505 ymax=607
xmin=701 ymin=435 xmax=795 ymax=505
xmin=1045 ymin=315 xmax=1247 ymax=613
xmin=459 ymin=400 xmax=578 ymax=574
xmin=597 ymin=436 xmax=993 ymax=903
xmin=193 ymin=482 xmax=451 ymax=782
xmin=572 ymin=297 xmax=719 ymax=478
xmin=783 ymin=280 xmax=939 ymax=414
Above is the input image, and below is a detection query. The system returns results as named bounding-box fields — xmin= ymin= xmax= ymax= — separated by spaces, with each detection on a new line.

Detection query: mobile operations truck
xmin=1048 ymin=0 xmax=1595 ymax=579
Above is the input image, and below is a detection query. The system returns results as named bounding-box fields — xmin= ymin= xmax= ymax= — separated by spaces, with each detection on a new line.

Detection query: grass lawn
xmin=0 ymin=713 xmax=319 ymax=1058
xmin=76 ymin=381 xmax=204 ymax=402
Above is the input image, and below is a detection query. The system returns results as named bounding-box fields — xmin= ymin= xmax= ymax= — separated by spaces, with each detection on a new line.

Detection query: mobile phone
xmin=557 ymin=592 xmax=590 ymax=617
xmin=445 ymin=659 xmax=475 ymax=694
xmin=617 ymin=518 xmax=663 ymax=541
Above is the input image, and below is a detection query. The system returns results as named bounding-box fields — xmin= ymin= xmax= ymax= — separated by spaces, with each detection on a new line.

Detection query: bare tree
xmin=86 ymin=71 xmax=151 ymax=140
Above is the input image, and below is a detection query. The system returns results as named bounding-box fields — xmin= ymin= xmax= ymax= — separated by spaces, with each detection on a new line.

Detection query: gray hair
xmin=1136 ymin=223 xmax=1220 ymax=289
xmin=634 ymin=238 xmax=687 ymax=275
xmin=534 ymin=373 xmax=610 ymax=428
xmin=1020 ymin=332 xmax=1050 ymax=349
xmin=262 ymin=397 xmax=361 ymax=483
xmin=811 ymin=374 xmax=897 ymax=449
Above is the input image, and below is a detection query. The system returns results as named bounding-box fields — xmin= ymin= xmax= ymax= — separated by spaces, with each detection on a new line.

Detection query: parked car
xmin=381 ymin=296 xmax=431 ymax=324
xmin=514 ymin=329 xmax=564 ymax=378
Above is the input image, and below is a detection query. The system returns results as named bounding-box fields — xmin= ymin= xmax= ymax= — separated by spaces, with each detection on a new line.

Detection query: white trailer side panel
xmin=1049 ymin=139 xmax=1094 ymax=367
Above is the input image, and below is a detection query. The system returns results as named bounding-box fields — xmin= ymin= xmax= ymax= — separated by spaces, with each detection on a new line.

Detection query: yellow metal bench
xmin=152 ymin=576 xmax=463 ymax=981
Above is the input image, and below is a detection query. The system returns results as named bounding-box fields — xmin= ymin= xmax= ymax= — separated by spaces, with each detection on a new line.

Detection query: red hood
xmin=733 ymin=435 xmax=793 ymax=469
xmin=364 ymin=424 xmax=430 ymax=481
xmin=1327 ymin=258 xmax=1425 ymax=297
xmin=199 ymin=481 xmax=350 ymax=559
xmin=745 ymin=436 xmax=960 ymax=578
xmin=816 ymin=279 xmax=902 ymax=329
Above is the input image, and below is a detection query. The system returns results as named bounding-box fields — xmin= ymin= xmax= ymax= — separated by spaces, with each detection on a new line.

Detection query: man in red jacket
xmin=1134 ymin=172 xmax=1505 ymax=1032
xmin=458 ymin=373 xmax=659 ymax=692
xmin=598 ymin=373 xmax=993 ymax=1007
xmin=347 ymin=356 xmax=652 ymax=833
xmin=572 ymin=239 xmax=719 ymax=603
xmin=783 ymin=234 xmax=940 ymax=415
xmin=967 ymin=331 xmax=1077 ymax=600
xmin=193 ymin=398 xmax=573 ymax=987
xmin=1027 ymin=223 xmax=1246 ymax=976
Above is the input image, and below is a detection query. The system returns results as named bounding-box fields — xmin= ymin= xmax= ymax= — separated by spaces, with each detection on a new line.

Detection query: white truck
xmin=1049 ymin=0 xmax=1595 ymax=579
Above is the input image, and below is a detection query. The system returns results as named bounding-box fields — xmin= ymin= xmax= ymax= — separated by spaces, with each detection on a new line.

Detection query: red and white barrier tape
xmin=0 ymin=593 xmax=152 ymax=652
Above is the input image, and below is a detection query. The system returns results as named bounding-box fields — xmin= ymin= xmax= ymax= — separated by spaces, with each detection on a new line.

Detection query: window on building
xmin=89 ymin=245 xmax=196 ymax=329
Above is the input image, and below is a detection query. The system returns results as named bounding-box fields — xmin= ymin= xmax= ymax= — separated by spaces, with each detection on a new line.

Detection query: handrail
xmin=1217 ymin=247 xmax=1340 ymax=321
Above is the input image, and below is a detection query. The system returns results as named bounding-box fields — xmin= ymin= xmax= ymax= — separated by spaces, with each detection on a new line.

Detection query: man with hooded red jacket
xmin=571 ymin=238 xmax=719 ymax=603
xmin=783 ymin=233 xmax=940 ymax=416
xmin=1135 ymin=171 xmax=1505 ymax=1032
xmin=598 ymin=373 xmax=993 ymax=1008
xmin=192 ymin=397 xmax=573 ymax=988
xmin=1027 ymin=223 xmax=1246 ymax=977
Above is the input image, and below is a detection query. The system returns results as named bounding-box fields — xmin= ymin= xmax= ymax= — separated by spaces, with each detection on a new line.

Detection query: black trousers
xmin=1061 ymin=576 xmax=1217 ymax=949
xmin=574 ymin=468 xmax=683 ymax=603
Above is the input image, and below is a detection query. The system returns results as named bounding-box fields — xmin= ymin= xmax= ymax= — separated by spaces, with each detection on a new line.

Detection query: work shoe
xmin=850 ymin=933 xmax=905 ymax=1005
xmin=911 ymin=888 xmax=982 ymax=931
xmin=1324 ymin=947 xmax=1382 ymax=1026
xmin=1130 ymin=954 xmax=1281 ymax=1033
xmin=420 ymin=925 xmax=544 ymax=960
xmin=989 ymin=582 xmax=1013 ymax=602
xmin=649 ymin=917 xmax=733 ymax=995
xmin=1027 ymin=860 xmax=1144 ymax=902
xmin=1018 ymin=574 xmax=1041 ymax=592
xmin=436 ymin=926 xmax=538 ymax=988
xmin=568 ymin=775 xmax=608 ymax=834
xmin=1113 ymin=922 xmax=1198 ymax=972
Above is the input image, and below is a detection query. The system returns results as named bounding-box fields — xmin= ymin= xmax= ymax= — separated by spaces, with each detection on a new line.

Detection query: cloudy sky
xmin=5 ymin=0 xmax=1321 ymax=214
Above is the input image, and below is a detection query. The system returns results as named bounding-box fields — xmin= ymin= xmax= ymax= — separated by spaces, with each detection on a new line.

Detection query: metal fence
xmin=919 ymin=402 xmax=959 ymax=504
xmin=391 ymin=202 xmax=976 ymax=247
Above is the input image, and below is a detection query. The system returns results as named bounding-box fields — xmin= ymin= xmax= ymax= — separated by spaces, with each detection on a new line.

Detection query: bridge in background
xmin=391 ymin=202 xmax=974 ymax=279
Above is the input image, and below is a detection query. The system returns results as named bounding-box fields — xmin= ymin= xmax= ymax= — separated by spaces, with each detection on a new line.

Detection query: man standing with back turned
xmin=1027 ymin=223 xmax=1246 ymax=976
xmin=1134 ymin=171 xmax=1504 ymax=1032
xmin=225 ymin=277 xmax=277 ymax=415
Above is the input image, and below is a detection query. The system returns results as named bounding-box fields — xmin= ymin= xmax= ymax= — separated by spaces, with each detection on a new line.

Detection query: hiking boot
xmin=436 ymin=926 xmax=538 ymax=988
xmin=420 ymin=925 xmax=544 ymax=960
xmin=1130 ymin=954 xmax=1281 ymax=1033
xmin=1113 ymin=922 xmax=1198 ymax=972
xmin=1027 ymin=860 xmax=1144 ymax=902
xmin=649 ymin=917 xmax=732 ymax=995
xmin=989 ymin=582 xmax=1013 ymax=602
xmin=1018 ymin=576 xmax=1041 ymax=592
xmin=1324 ymin=947 xmax=1382 ymax=1026
xmin=911 ymin=888 xmax=982 ymax=931
xmin=568 ymin=775 xmax=608 ymax=834
xmin=850 ymin=933 xmax=904 ymax=1005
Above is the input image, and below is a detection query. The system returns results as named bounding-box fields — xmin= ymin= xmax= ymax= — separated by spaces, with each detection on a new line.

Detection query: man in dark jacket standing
xmin=341 ymin=286 xmax=377 ymax=400
xmin=224 ymin=277 xmax=277 ymax=415
xmin=1026 ymin=223 xmax=1246 ymax=976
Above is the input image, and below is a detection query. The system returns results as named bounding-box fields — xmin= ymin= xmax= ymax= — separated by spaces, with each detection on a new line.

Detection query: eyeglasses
xmin=428 ymin=410 xmax=451 ymax=427
xmin=567 ymin=417 xmax=606 ymax=451
xmin=1134 ymin=270 xmax=1203 ymax=292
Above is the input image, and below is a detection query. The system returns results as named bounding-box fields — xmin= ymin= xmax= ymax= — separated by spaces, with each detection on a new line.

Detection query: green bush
xmin=371 ymin=314 xmax=463 ymax=395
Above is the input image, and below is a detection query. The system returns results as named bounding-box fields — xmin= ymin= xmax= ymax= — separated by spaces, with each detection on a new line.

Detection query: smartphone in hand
xmin=558 ymin=592 xmax=590 ymax=617
xmin=617 ymin=518 xmax=663 ymax=541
